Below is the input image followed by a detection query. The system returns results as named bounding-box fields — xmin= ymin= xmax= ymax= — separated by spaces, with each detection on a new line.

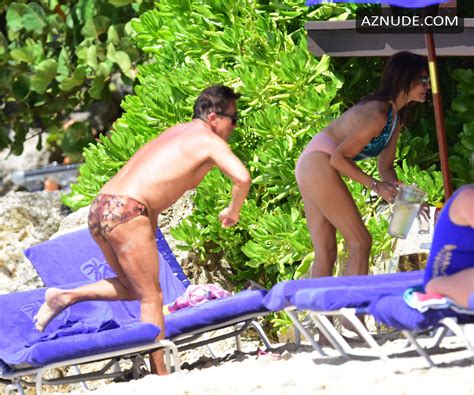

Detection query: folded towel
xmin=404 ymin=286 xmax=474 ymax=315
xmin=167 ymin=284 xmax=231 ymax=313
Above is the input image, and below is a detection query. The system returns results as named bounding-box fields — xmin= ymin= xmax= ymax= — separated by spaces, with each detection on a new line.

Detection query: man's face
xmin=213 ymin=101 xmax=238 ymax=140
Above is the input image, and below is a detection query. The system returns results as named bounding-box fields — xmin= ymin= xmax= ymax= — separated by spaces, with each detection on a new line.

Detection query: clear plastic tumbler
xmin=388 ymin=184 xmax=426 ymax=239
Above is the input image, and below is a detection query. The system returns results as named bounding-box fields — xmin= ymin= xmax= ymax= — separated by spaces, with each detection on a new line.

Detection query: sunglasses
xmin=216 ymin=112 xmax=238 ymax=126
xmin=419 ymin=77 xmax=431 ymax=86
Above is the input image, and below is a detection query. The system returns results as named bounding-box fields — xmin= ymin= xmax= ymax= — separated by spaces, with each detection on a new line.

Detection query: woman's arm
xmin=329 ymin=106 xmax=398 ymax=202
xmin=450 ymin=186 xmax=474 ymax=227
xmin=377 ymin=123 xmax=402 ymax=183
xmin=329 ymin=110 xmax=386 ymax=188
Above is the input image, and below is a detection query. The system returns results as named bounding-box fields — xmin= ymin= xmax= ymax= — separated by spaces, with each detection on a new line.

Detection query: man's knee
xmin=140 ymin=284 xmax=163 ymax=304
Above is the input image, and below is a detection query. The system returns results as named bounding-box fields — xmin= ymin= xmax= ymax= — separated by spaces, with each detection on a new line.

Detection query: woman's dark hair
xmin=193 ymin=85 xmax=241 ymax=120
xmin=360 ymin=51 xmax=428 ymax=125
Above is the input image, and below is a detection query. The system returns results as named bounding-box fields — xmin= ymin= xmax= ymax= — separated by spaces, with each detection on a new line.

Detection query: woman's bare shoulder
xmin=450 ymin=185 xmax=474 ymax=227
xmin=351 ymin=100 xmax=389 ymax=127
xmin=358 ymin=100 xmax=390 ymax=115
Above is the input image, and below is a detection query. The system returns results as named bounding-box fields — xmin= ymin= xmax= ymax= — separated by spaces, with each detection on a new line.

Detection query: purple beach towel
xmin=0 ymin=286 xmax=160 ymax=368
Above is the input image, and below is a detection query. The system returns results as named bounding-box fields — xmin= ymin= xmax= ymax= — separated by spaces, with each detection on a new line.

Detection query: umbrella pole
xmin=424 ymin=31 xmax=453 ymax=199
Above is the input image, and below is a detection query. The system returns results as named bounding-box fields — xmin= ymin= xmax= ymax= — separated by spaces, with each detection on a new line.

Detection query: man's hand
xmin=218 ymin=207 xmax=239 ymax=227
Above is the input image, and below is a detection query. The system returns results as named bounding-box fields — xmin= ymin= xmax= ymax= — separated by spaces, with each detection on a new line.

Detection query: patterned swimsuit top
xmin=353 ymin=105 xmax=398 ymax=161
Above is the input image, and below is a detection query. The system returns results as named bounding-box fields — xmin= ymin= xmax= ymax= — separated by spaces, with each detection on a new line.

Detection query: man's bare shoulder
xmin=159 ymin=120 xmax=215 ymax=140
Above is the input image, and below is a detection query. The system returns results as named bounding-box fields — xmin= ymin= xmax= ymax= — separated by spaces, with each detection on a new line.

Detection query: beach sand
xmin=58 ymin=326 xmax=474 ymax=395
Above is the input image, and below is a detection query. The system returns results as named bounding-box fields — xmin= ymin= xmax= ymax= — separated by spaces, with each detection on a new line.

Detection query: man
xmin=33 ymin=85 xmax=251 ymax=375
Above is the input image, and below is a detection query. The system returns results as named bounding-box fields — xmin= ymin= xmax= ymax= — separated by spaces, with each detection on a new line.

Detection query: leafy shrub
xmin=0 ymin=0 xmax=153 ymax=157
xmin=446 ymin=69 xmax=474 ymax=186
xmin=65 ymin=0 xmax=445 ymax=288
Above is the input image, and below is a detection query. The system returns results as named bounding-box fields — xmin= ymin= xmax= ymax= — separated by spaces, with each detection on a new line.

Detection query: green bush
xmin=446 ymin=69 xmax=474 ymax=186
xmin=0 ymin=0 xmax=153 ymax=157
xmin=64 ymin=0 xmax=446 ymax=288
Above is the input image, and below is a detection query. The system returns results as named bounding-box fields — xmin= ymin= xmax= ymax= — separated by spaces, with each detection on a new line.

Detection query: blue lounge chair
xmin=24 ymin=226 xmax=271 ymax=350
xmin=263 ymin=272 xmax=474 ymax=367
xmin=0 ymin=284 xmax=178 ymax=395
xmin=0 ymin=226 xmax=270 ymax=393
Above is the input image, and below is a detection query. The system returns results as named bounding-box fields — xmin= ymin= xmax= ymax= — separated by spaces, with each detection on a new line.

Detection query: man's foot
xmin=150 ymin=349 xmax=169 ymax=376
xmin=33 ymin=288 xmax=68 ymax=332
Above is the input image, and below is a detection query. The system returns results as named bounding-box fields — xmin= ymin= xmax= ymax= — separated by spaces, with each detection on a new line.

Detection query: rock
xmin=0 ymin=191 xmax=67 ymax=294
xmin=56 ymin=205 xmax=91 ymax=233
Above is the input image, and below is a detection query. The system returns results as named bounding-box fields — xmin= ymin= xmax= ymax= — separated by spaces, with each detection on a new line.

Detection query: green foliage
xmin=0 ymin=0 xmax=153 ymax=156
xmin=445 ymin=69 xmax=474 ymax=186
xmin=65 ymin=0 xmax=347 ymax=287
xmin=65 ymin=0 xmax=448 ymax=290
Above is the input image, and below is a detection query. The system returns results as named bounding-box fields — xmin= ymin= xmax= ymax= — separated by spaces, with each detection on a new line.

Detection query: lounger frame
xmin=171 ymin=312 xmax=272 ymax=357
xmin=1 ymin=340 xmax=179 ymax=395
xmin=286 ymin=306 xmax=474 ymax=368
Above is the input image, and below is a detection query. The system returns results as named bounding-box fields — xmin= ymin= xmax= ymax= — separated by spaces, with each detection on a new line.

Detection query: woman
xmin=424 ymin=184 xmax=474 ymax=309
xmin=295 ymin=51 xmax=430 ymax=278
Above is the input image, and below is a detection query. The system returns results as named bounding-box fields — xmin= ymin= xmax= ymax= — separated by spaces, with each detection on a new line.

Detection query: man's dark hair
xmin=193 ymin=85 xmax=241 ymax=120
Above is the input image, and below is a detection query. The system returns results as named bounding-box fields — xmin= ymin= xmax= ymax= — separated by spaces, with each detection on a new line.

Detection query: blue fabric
xmin=263 ymin=270 xmax=423 ymax=311
xmin=353 ymin=107 xmax=397 ymax=161
xmin=0 ymin=286 xmax=160 ymax=367
xmin=6 ymin=227 xmax=272 ymax=371
xmin=291 ymin=279 xmax=422 ymax=311
xmin=24 ymin=227 xmax=188 ymax=305
xmin=165 ymin=290 xmax=268 ymax=338
xmin=423 ymin=186 xmax=474 ymax=286
xmin=307 ymin=0 xmax=447 ymax=7
xmin=369 ymin=294 xmax=474 ymax=331
xmin=469 ymin=293 xmax=474 ymax=310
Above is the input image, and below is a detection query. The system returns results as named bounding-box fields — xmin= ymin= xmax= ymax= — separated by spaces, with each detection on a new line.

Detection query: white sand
xmin=61 ymin=328 xmax=474 ymax=395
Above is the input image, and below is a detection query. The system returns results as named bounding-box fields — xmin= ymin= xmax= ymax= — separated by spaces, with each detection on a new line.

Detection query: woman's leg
xmin=425 ymin=267 xmax=474 ymax=308
xmin=300 ymin=188 xmax=337 ymax=277
xmin=296 ymin=151 xmax=372 ymax=276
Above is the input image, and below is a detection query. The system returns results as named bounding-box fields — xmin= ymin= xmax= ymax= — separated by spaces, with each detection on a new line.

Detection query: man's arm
xmin=204 ymin=133 xmax=251 ymax=225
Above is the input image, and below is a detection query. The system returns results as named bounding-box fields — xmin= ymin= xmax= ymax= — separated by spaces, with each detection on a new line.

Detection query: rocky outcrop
xmin=0 ymin=191 xmax=67 ymax=294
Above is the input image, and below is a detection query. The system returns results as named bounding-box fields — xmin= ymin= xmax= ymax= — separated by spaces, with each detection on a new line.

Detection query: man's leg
xmin=34 ymin=237 xmax=137 ymax=332
xmin=105 ymin=215 xmax=168 ymax=375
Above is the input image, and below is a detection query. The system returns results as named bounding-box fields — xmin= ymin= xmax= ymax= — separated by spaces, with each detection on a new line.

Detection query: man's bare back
xmin=101 ymin=111 xmax=249 ymax=221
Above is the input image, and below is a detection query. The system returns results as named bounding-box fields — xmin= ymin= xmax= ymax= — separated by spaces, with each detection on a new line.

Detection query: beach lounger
xmin=263 ymin=271 xmax=473 ymax=367
xmin=3 ymin=226 xmax=270 ymax=392
xmin=0 ymin=285 xmax=178 ymax=395
xmin=369 ymin=292 xmax=474 ymax=367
